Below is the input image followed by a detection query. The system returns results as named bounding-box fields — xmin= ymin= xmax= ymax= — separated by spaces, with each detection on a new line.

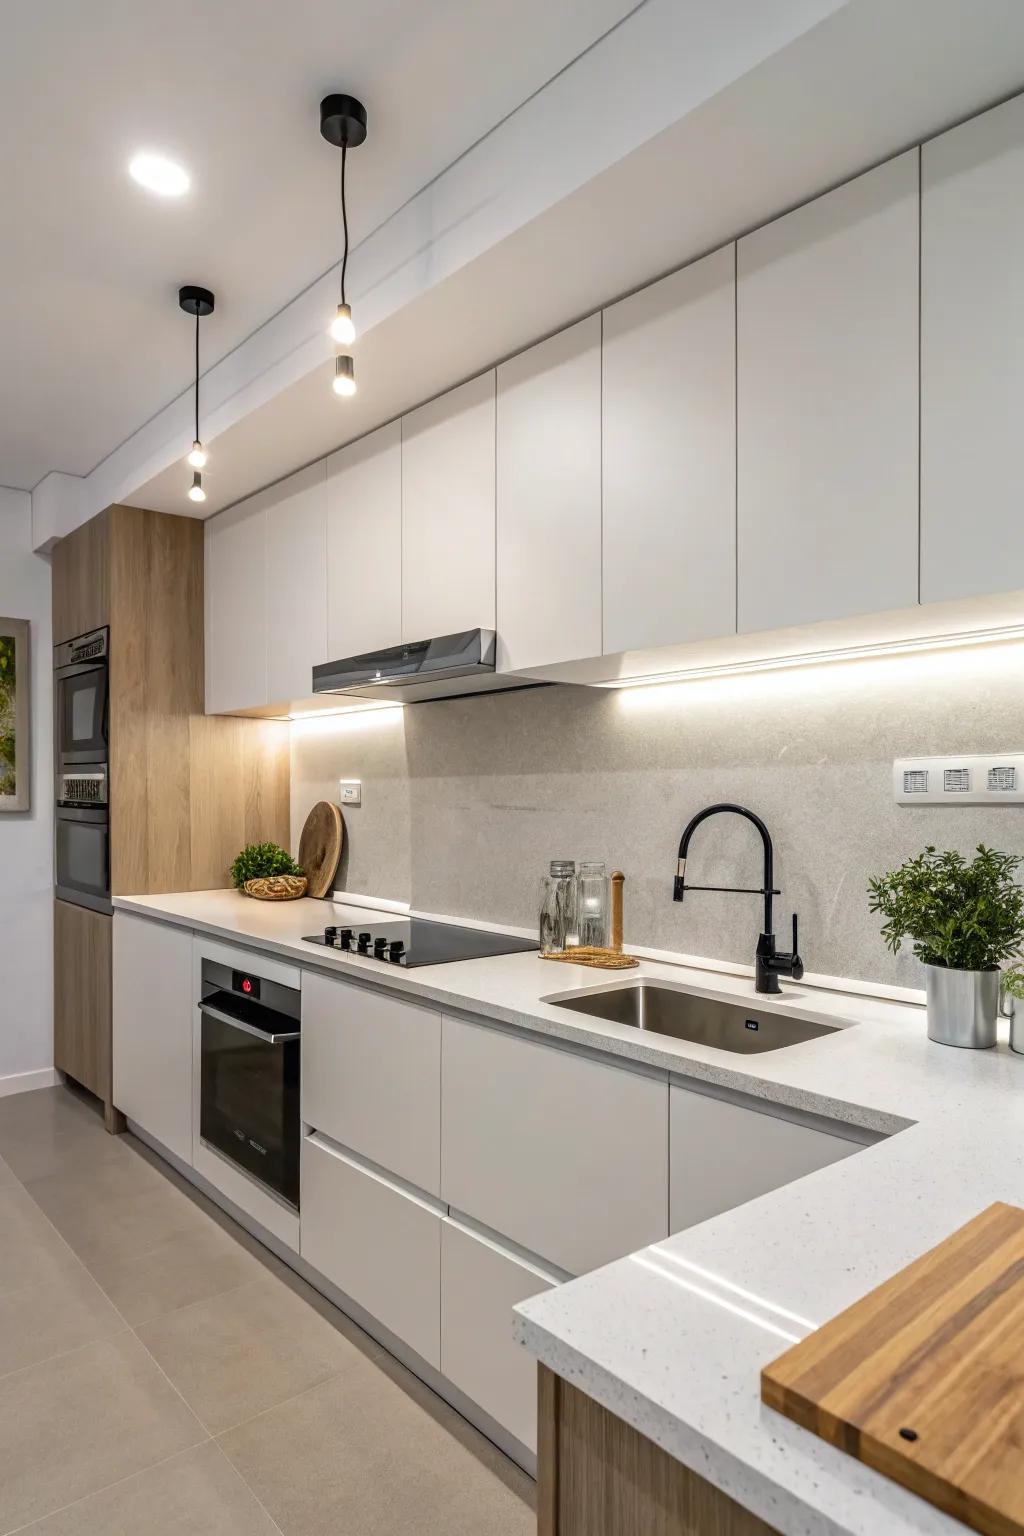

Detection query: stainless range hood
xmin=312 ymin=629 xmax=526 ymax=703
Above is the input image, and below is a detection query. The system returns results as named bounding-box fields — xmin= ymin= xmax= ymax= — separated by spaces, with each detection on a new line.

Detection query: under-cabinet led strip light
xmin=599 ymin=622 xmax=1024 ymax=690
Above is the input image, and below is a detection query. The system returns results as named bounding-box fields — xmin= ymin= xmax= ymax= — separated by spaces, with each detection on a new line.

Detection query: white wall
xmin=0 ymin=488 xmax=54 ymax=1092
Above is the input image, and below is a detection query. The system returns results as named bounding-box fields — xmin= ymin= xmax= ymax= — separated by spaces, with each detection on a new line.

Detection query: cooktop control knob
xmin=373 ymin=936 xmax=389 ymax=958
xmin=357 ymin=932 xmax=372 ymax=952
xmin=324 ymin=926 xmax=338 ymax=945
xmin=388 ymin=940 xmax=405 ymax=964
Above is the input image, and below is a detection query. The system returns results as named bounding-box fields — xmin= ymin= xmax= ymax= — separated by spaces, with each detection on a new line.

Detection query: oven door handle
xmin=198 ymin=1001 xmax=300 ymax=1044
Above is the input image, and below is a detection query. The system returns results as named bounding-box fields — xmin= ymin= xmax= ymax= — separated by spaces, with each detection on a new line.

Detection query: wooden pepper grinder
xmin=610 ymin=871 xmax=625 ymax=953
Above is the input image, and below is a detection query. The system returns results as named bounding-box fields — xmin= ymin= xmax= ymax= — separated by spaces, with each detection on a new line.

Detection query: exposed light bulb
xmin=188 ymin=470 xmax=206 ymax=503
xmin=187 ymin=439 xmax=207 ymax=469
xmin=333 ymin=354 xmax=357 ymax=397
xmin=329 ymin=302 xmax=356 ymax=345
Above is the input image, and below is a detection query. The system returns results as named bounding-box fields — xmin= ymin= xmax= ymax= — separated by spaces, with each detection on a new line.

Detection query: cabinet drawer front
xmin=302 ymin=972 xmax=441 ymax=1195
xmin=670 ymin=1085 xmax=861 ymax=1233
xmin=112 ymin=912 xmax=192 ymax=1163
xmin=441 ymin=1220 xmax=555 ymax=1453
xmin=301 ymin=1134 xmax=441 ymax=1368
xmin=442 ymin=1017 xmax=668 ymax=1275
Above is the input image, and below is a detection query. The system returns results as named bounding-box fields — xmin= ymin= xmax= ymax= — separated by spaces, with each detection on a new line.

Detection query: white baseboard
xmin=0 ymin=1067 xmax=61 ymax=1100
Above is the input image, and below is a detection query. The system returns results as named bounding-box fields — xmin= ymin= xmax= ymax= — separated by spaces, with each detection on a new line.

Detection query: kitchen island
xmin=112 ymin=889 xmax=1023 ymax=1534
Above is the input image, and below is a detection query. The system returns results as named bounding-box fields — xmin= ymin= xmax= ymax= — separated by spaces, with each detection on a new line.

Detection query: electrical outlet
xmin=339 ymin=780 xmax=361 ymax=807
xmin=893 ymin=755 xmax=1024 ymax=805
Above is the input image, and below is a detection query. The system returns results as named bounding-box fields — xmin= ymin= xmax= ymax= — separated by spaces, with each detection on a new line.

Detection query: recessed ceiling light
xmin=129 ymin=152 xmax=190 ymax=197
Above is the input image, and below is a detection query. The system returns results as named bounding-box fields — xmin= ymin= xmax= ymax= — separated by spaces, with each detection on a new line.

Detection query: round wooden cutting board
xmin=298 ymin=801 xmax=344 ymax=899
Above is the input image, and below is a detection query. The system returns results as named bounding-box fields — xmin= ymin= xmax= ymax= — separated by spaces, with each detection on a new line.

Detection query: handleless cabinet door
xmin=441 ymin=1219 xmax=556 ymax=1453
xmin=302 ymin=971 xmax=441 ymax=1195
xmin=670 ymin=1084 xmax=867 ymax=1233
xmin=265 ymin=461 xmax=328 ymax=706
xmin=402 ymin=373 xmax=496 ymax=640
xmin=603 ymin=245 xmax=737 ymax=654
xmin=922 ymin=94 xmax=1024 ymax=603
xmin=326 ymin=421 xmax=402 ymax=660
xmin=496 ymin=316 xmax=602 ymax=673
xmin=205 ymin=494 xmax=267 ymax=714
xmin=737 ymin=151 xmax=919 ymax=634
xmin=441 ymin=1016 xmax=667 ymax=1275
xmin=112 ymin=912 xmax=193 ymax=1163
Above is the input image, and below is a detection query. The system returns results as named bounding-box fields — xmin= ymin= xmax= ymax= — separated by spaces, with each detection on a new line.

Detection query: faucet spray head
xmin=673 ymin=858 xmax=686 ymax=903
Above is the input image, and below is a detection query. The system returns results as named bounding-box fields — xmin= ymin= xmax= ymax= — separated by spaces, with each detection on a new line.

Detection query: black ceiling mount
xmin=319 ymin=94 xmax=368 ymax=149
xmin=178 ymin=285 xmax=215 ymax=317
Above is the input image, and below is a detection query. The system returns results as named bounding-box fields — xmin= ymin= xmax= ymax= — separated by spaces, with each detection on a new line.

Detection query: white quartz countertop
xmin=114 ymin=888 xmax=1024 ymax=1535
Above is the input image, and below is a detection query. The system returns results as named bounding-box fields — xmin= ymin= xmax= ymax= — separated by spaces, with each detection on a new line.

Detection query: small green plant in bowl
xmin=231 ymin=843 xmax=306 ymax=900
xmin=868 ymin=845 xmax=1024 ymax=1047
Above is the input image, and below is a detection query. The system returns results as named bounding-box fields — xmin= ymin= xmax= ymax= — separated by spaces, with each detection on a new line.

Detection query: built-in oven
xmin=55 ymin=763 xmax=111 ymax=913
xmin=199 ymin=959 xmax=301 ymax=1210
xmin=54 ymin=628 xmax=109 ymax=767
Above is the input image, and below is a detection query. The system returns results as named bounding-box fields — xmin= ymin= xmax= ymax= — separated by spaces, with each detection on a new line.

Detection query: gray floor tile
xmin=25 ymin=1155 xmax=214 ymax=1272
xmin=14 ymin=1442 xmax=281 ymax=1536
xmin=218 ymin=1367 xmax=535 ymax=1536
xmin=0 ymin=1183 xmax=80 ymax=1300
xmin=89 ymin=1225 xmax=266 ymax=1327
xmin=0 ymin=1093 xmax=130 ymax=1185
xmin=136 ymin=1276 xmax=351 ymax=1434
xmin=0 ymin=1263 xmax=125 ymax=1379
xmin=0 ymin=1331 xmax=205 ymax=1532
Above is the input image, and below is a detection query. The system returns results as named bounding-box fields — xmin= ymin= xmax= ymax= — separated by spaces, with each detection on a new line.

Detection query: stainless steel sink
xmin=546 ymin=983 xmax=840 ymax=1054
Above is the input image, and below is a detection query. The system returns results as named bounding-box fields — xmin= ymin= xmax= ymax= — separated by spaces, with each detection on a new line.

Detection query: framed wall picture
xmin=0 ymin=618 xmax=30 ymax=812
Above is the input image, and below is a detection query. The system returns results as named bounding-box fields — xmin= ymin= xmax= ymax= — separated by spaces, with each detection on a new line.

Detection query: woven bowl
xmin=243 ymin=874 xmax=308 ymax=901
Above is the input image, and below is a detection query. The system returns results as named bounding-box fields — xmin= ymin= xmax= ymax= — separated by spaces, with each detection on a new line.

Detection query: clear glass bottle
xmin=540 ymin=860 xmax=577 ymax=954
xmin=577 ymin=861 xmax=610 ymax=949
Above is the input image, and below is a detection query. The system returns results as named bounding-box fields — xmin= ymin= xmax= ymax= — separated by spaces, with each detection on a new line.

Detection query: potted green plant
xmin=868 ymin=845 xmax=1024 ymax=1048
xmin=231 ymin=842 xmax=306 ymax=901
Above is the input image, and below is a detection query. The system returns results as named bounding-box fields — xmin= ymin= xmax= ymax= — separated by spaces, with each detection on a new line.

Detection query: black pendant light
xmin=179 ymin=284 xmax=215 ymax=501
xmin=320 ymin=93 xmax=367 ymax=397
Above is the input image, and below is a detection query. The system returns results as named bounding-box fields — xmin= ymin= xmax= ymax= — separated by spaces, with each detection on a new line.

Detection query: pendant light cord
xmin=340 ymin=141 xmax=349 ymax=306
xmin=194 ymin=308 xmax=200 ymax=443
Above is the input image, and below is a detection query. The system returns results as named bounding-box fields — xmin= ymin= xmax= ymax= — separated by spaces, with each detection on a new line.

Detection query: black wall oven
xmin=54 ymin=629 xmax=111 ymax=914
xmin=54 ymin=628 xmax=109 ymax=766
xmin=199 ymin=959 xmax=301 ymax=1210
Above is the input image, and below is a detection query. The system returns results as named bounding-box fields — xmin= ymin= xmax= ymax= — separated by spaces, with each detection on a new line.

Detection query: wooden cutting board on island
xmin=762 ymin=1201 xmax=1024 ymax=1536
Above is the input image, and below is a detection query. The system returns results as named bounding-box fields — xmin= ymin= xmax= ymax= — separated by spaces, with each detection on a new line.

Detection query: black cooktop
xmin=303 ymin=916 xmax=538 ymax=968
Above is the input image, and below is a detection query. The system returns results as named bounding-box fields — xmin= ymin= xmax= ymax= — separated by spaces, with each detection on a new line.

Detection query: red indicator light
xmin=241 ymin=978 xmax=252 ymax=993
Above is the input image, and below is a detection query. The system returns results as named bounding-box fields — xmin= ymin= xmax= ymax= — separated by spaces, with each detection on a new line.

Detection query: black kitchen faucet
xmin=673 ymin=803 xmax=803 ymax=995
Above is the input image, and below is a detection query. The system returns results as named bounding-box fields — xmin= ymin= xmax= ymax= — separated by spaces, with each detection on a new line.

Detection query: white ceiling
xmin=0 ymin=0 xmax=636 ymax=490
xmin=128 ymin=0 xmax=1024 ymax=521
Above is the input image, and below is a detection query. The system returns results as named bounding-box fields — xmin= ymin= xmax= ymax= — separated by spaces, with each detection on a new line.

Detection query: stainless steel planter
xmin=924 ymin=964 xmax=999 ymax=1049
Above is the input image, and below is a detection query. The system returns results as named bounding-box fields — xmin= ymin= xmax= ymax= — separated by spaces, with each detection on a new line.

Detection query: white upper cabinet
xmin=402 ymin=374 xmax=496 ymax=641
xmin=205 ymin=491 xmax=268 ymax=714
xmin=265 ymin=462 xmax=327 ymax=705
xmin=602 ymin=245 xmax=737 ymax=654
xmin=922 ymin=95 xmax=1024 ymax=604
xmin=736 ymin=150 xmax=920 ymax=634
xmin=326 ymin=421 xmax=402 ymax=661
xmin=496 ymin=315 xmax=602 ymax=673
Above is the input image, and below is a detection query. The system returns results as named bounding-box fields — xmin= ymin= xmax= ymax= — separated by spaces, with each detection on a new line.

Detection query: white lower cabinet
xmin=112 ymin=912 xmax=193 ymax=1164
xmin=669 ymin=1083 xmax=869 ymax=1232
xmin=441 ymin=1219 xmax=556 ymax=1454
xmin=301 ymin=1132 xmax=441 ymax=1369
xmin=442 ymin=1016 xmax=668 ymax=1276
xmin=302 ymin=972 xmax=441 ymax=1195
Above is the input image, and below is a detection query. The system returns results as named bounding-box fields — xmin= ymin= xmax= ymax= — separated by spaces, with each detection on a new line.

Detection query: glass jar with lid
xmin=540 ymin=860 xmax=578 ymax=954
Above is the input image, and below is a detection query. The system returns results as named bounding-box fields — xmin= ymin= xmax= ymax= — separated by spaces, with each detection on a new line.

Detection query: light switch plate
xmin=339 ymin=780 xmax=361 ymax=806
xmin=893 ymin=755 xmax=1024 ymax=805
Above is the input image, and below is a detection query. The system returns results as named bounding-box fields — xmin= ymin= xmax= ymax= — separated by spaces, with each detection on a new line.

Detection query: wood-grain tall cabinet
xmin=51 ymin=504 xmax=289 ymax=1130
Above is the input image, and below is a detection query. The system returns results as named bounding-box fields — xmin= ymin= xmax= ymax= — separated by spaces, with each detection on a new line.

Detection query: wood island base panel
xmin=537 ymin=1366 xmax=777 ymax=1536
